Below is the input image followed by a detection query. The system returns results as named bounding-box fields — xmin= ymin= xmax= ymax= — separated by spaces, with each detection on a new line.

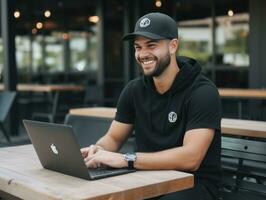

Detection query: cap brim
xmin=122 ymin=31 xmax=165 ymax=41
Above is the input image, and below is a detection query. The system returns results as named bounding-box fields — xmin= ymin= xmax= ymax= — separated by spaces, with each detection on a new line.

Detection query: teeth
xmin=143 ymin=60 xmax=154 ymax=65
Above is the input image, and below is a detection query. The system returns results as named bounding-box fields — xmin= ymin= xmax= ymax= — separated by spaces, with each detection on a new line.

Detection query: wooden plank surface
xmin=218 ymin=88 xmax=266 ymax=98
xmin=69 ymin=107 xmax=117 ymax=118
xmin=0 ymin=84 xmax=84 ymax=92
xmin=0 ymin=145 xmax=194 ymax=200
xmin=221 ymin=118 xmax=266 ymax=138
xmin=69 ymin=108 xmax=266 ymax=138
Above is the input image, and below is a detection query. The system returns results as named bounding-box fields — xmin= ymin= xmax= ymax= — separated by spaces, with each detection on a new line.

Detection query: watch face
xmin=125 ymin=153 xmax=136 ymax=161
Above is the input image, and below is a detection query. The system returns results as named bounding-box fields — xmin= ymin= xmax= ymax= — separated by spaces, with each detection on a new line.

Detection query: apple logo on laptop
xmin=50 ymin=144 xmax=59 ymax=155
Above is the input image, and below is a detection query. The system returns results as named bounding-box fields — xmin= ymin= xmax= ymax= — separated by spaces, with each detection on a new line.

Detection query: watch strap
xmin=128 ymin=160 xmax=134 ymax=169
xmin=124 ymin=153 xmax=136 ymax=169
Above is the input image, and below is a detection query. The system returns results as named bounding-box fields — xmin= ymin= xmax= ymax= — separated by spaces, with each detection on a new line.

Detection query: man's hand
xmin=84 ymin=149 xmax=128 ymax=169
xmin=80 ymin=145 xmax=104 ymax=159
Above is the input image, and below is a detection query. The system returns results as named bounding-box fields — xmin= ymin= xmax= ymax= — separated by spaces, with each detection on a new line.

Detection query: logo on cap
xmin=140 ymin=18 xmax=150 ymax=28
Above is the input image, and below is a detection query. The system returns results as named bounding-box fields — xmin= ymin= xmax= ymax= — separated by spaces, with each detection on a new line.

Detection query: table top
xmin=221 ymin=118 xmax=266 ymax=138
xmin=0 ymin=84 xmax=84 ymax=92
xmin=218 ymin=88 xmax=266 ymax=98
xmin=69 ymin=107 xmax=117 ymax=118
xmin=0 ymin=145 xmax=194 ymax=200
xmin=69 ymin=107 xmax=266 ymax=138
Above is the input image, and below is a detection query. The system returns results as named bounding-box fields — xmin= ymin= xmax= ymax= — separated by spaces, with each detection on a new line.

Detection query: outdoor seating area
xmin=5 ymin=106 xmax=265 ymax=199
xmin=1 ymin=0 xmax=266 ymax=199
xmin=66 ymin=108 xmax=266 ymax=200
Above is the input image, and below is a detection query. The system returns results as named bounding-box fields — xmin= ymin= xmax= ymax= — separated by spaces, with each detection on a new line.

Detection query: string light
xmin=228 ymin=9 xmax=234 ymax=17
xmin=155 ymin=0 xmax=162 ymax=8
xmin=36 ymin=22 xmax=43 ymax=29
xmin=88 ymin=16 xmax=99 ymax=23
xmin=14 ymin=10 xmax=21 ymax=18
xmin=44 ymin=10 xmax=51 ymax=18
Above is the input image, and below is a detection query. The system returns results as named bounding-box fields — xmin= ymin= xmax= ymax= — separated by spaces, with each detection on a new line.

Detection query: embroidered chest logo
xmin=140 ymin=18 xmax=150 ymax=27
xmin=168 ymin=111 xmax=177 ymax=123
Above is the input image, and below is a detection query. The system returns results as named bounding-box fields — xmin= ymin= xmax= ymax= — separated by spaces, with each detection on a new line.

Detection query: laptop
xmin=23 ymin=119 xmax=136 ymax=180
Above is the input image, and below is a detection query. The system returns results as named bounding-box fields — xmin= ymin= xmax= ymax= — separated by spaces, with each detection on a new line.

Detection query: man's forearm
xmin=133 ymin=129 xmax=214 ymax=171
xmin=134 ymin=146 xmax=200 ymax=171
xmin=95 ymin=120 xmax=133 ymax=152
xmin=95 ymin=135 xmax=121 ymax=152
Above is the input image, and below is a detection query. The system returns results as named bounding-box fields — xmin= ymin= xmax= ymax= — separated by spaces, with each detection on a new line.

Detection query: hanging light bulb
xmin=14 ymin=10 xmax=21 ymax=18
xmin=44 ymin=10 xmax=51 ymax=18
xmin=88 ymin=16 xmax=99 ymax=23
xmin=155 ymin=0 xmax=162 ymax=8
xmin=227 ymin=9 xmax=234 ymax=17
xmin=36 ymin=22 xmax=43 ymax=29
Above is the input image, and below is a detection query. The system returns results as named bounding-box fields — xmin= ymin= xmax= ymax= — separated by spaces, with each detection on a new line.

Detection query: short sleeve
xmin=186 ymin=85 xmax=222 ymax=131
xmin=115 ymin=82 xmax=135 ymax=124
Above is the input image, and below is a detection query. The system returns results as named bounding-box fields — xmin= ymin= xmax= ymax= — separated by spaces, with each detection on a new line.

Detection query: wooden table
xmin=69 ymin=107 xmax=266 ymax=138
xmin=0 ymin=84 xmax=84 ymax=92
xmin=1 ymin=84 xmax=84 ymax=122
xmin=221 ymin=118 xmax=266 ymax=138
xmin=0 ymin=145 xmax=194 ymax=200
xmin=218 ymin=88 xmax=266 ymax=118
xmin=69 ymin=107 xmax=116 ymax=118
xmin=218 ymin=88 xmax=266 ymax=99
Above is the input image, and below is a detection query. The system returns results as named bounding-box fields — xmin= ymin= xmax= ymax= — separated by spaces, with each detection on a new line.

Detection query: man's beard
xmin=137 ymin=52 xmax=171 ymax=77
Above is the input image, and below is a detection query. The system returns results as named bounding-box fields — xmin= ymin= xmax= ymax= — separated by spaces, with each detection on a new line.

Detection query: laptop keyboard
xmin=88 ymin=167 xmax=135 ymax=179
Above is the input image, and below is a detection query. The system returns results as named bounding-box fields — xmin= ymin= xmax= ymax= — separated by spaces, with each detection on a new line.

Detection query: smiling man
xmin=81 ymin=12 xmax=222 ymax=200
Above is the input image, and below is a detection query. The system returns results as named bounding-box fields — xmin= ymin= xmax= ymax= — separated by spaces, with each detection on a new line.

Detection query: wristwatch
xmin=124 ymin=153 xmax=137 ymax=169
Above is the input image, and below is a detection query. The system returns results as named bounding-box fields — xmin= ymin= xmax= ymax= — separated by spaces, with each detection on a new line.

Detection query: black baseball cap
xmin=123 ymin=12 xmax=178 ymax=41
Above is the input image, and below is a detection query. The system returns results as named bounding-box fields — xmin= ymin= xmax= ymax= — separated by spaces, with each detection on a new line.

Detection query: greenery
xmin=178 ymin=40 xmax=210 ymax=64
xmin=222 ymin=29 xmax=248 ymax=53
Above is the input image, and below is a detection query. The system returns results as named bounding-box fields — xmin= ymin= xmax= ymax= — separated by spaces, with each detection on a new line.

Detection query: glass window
xmin=44 ymin=35 xmax=64 ymax=72
xmin=24 ymin=34 xmax=64 ymax=73
xmin=16 ymin=36 xmax=31 ymax=73
xmin=0 ymin=39 xmax=3 ymax=82
xmin=216 ymin=13 xmax=249 ymax=67
xmin=13 ymin=29 xmax=99 ymax=79
xmin=178 ymin=18 xmax=212 ymax=67
xmin=70 ymin=28 xmax=98 ymax=72
xmin=32 ymin=36 xmax=45 ymax=73
xmin=70 ymin=32 xmax=87 ymax=72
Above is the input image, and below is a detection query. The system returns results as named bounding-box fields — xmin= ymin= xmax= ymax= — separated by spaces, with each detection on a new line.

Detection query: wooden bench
xmin=220 ymin=119 xmax=266 ymax=200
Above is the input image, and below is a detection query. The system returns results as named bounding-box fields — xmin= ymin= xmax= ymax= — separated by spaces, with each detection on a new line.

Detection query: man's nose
xmin=138 ymin=50 xmax=150 ymax=58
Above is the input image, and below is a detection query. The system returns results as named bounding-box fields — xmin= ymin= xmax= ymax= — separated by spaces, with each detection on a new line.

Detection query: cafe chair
xmin=83 ymin=84 xmax=104 ymax=107
xmin=32 ymin=90 xmax=83 ymax=123
xmin=64 ymin=114 xmax=135 ymax=152
xmin=64 ymin=114 xmax=111 ymax=147
xmin=0 ymin=91 xmax=16 ymax=143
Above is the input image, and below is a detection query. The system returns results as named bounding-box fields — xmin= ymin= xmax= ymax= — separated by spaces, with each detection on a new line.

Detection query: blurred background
xmin=0 ymin=0 xmax=265 ymax=141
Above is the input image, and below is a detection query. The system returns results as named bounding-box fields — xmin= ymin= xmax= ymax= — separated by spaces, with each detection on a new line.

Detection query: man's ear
xmin=169 ymin=39 xmax=178 ymax=55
